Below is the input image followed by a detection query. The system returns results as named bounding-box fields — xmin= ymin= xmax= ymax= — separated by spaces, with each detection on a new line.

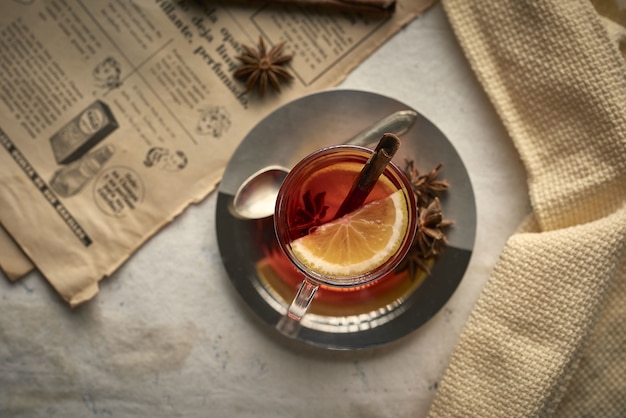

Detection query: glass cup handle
xmin=275 ymin=279 xmax=319 ymax=337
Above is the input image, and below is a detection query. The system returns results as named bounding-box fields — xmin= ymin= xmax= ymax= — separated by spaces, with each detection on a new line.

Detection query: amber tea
xmin=274 ymin=144 xmax=417 ymax=335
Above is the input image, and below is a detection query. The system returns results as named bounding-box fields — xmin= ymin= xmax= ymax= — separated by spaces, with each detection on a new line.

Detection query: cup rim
xmin=274 ymin=144 xmax=417 ymax=287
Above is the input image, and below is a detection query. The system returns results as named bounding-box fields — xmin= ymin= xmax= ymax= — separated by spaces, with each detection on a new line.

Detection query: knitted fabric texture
xmin=428 ymin=0 xmax=626 ymax=416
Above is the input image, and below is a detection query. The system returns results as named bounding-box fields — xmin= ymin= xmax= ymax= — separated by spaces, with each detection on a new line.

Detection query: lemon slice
xmin=291 ymin=189 xmax=409 ymax=278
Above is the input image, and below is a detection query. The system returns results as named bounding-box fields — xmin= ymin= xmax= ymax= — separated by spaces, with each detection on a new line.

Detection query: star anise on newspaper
xmin=292 ymin=190 xmax=328 ymax=236
xmin=234 ymin=36 xmax=293 ymax=96
xmin=404 ymin=159 xmax=450 ymax=206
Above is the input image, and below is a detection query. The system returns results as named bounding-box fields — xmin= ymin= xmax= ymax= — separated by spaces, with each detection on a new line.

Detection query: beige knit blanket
xmin=428 ymin=1 xmax=626 ymax=416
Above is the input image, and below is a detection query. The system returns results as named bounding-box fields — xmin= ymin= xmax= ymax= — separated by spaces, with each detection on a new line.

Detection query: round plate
xmin=216 ymin=90 xmax=476 ymax=350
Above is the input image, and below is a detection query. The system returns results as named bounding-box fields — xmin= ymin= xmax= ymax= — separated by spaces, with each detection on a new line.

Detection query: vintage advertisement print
xmin=0 ymin=0 xmax=434 ymax=305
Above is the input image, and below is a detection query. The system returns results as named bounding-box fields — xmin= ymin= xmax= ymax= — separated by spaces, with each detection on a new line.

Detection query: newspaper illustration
xmin=0 ymin=0 xmax=435 ymax=305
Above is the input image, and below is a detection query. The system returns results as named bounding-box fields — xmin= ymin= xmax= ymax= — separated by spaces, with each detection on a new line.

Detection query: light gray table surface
xmin=0 ymin=4 xmax=530 ymax=417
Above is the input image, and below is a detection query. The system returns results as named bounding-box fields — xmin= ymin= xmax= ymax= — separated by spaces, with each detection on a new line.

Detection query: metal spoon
xmin=232 ymin=110 xmax=418 ymax=220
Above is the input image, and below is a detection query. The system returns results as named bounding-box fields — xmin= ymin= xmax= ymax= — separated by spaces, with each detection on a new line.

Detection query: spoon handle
xmin=345 ymin=110 xmax=418 ymax=147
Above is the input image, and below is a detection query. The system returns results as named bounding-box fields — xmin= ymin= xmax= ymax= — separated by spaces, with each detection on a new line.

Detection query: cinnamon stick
xmin=333 ymin=133 xmax=400 ymax=219
xmin=216 ymin=0 xmax=396 ymax=14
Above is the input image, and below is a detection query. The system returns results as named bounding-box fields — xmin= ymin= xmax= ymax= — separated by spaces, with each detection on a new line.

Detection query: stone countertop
xmin=0 ymin=4 xmax=530 ymax=417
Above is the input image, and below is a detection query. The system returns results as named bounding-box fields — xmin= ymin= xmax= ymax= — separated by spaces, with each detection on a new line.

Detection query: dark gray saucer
xmin=216 ymin=89 xmax=476 ymax=350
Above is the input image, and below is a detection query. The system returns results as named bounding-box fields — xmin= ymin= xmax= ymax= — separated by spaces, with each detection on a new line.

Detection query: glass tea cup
xmin=274 ymin=145 xmax=417 ymax=336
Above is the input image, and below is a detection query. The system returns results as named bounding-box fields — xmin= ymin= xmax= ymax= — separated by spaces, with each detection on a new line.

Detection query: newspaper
xmin=0 ymin=226 xmax=33 ymax=280
xmin=0 ymin=0 xmax=435 ymax=306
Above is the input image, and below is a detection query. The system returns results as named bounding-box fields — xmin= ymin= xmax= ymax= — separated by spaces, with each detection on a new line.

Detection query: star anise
xmin=397 ymin=159 xmax=454 ymax=279
xmin=234 ymin=36 xmax=293 ymax=96
xmin=404 ymin=159 xmax=450 ymax=206
xmin=396 ymin=245 xmax=434 ymax=278
xmin=416 ymin=197 xmax=453 ymax=258
xmin=292 ymin=190 xmax=328 ymax=237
